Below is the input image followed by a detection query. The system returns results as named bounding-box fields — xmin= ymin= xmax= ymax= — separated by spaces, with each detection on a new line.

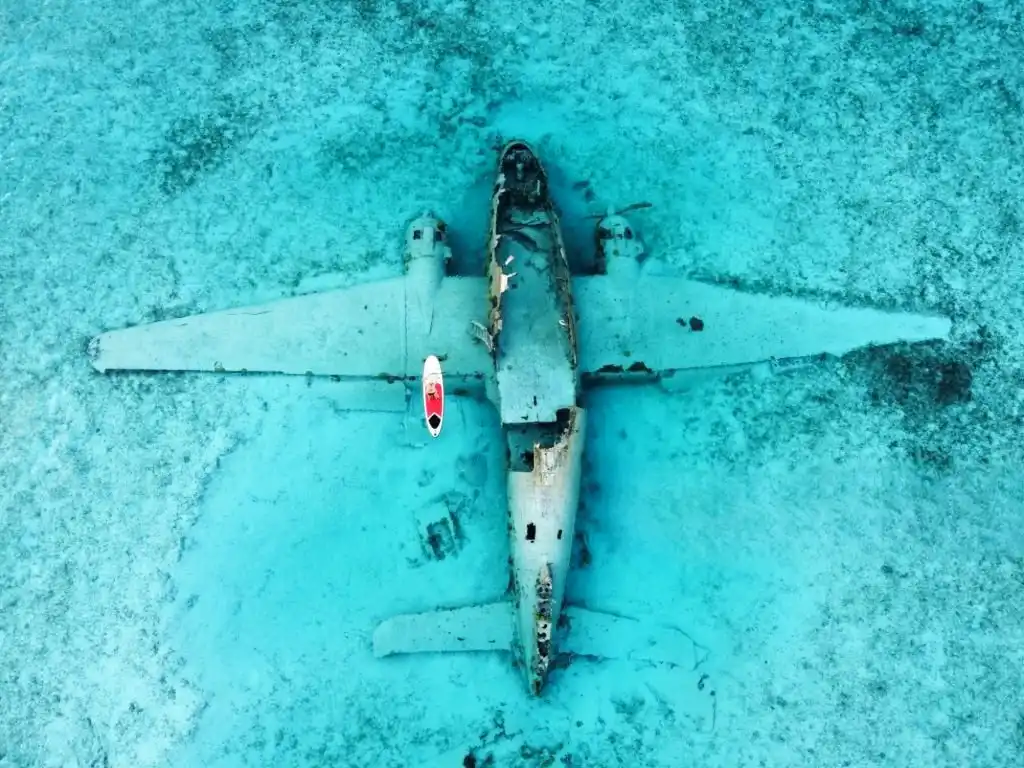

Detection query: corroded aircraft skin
xmin=484 ymin=141 xmax=587 ymax=694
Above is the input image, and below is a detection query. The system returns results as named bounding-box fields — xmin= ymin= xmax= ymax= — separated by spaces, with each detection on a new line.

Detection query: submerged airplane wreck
xmin=88 ymin=140 xmax=952 ymax=698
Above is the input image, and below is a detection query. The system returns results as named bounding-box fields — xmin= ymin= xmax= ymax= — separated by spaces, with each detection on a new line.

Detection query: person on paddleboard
xmin=422 ymin=355 xmax=444 ymax=437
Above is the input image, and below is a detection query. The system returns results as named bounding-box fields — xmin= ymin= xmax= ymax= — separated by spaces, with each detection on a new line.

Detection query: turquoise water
xmin=2 ymin=1 xmax=1023 ymax=766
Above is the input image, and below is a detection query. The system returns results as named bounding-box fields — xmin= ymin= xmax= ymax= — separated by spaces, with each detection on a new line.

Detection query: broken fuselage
xmin=484 ymin=141 xmax=586 ymax=695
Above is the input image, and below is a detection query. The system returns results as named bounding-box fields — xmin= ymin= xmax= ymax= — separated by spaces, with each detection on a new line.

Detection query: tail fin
xmin=373 ymin=602 xmax=515 ymax=657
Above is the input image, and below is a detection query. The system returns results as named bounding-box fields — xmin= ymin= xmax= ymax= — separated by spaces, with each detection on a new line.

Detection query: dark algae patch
xmin=153 ymin=98 xmax=258 ymax=195
xmin=855 ymin=325 xmax=1012 ymax=471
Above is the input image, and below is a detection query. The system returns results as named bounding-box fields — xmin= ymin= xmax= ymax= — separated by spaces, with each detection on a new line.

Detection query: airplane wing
xmin=88 ymin=275 xmax=492 ymax=381
xmin=572 ymin=274 xmax=952 ymax=383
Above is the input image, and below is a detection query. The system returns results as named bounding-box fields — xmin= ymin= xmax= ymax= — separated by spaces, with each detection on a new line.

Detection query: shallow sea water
xmin=1 ymin=1 xmax=1022 ymax=766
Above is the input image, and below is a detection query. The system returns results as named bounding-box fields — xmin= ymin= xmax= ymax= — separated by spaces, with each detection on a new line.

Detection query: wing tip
xmin=893 ymin=312 xmax=953 ymax=347
xmin=372 ymin=619 xmax=400 ymax=658
xmin=86 ymin=334 xmax=107 ymax=373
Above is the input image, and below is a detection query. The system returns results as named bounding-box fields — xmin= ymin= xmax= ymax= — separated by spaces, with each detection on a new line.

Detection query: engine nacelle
xmin=404 ymin=214 xmax=451 ymax=292
xmin=595 ymin=214 xmax=643 ymax=282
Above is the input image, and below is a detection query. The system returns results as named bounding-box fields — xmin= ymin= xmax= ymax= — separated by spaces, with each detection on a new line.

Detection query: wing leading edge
xmin=572 ymin=275 xmax=952 ymax=381
xmin=89 ymin=275 xmax=491 ymax=381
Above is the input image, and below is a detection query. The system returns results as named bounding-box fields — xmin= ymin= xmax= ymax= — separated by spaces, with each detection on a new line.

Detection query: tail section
xmin=373 ymin=602 xmax=515 ymax=657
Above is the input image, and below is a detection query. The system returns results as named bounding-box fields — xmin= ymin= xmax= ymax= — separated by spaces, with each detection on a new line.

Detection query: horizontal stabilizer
xmin=559 ymin=606 xmax=718 ymax=729
xmin=373 ymin=602 xmax=515 ymax=657
xmin=559 ymin=606 xmax=707 ymax=669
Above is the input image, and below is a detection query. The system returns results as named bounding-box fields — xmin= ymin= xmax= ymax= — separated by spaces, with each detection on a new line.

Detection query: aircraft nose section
xmin=499 ymin=139 xmax=538 ymax=162
xmin=498 ymin=140 xmax=545 ymax=175
xmin=496 ymin=140 xmax=548 ymax=205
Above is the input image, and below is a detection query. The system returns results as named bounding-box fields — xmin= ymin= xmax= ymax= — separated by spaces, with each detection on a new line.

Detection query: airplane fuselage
xmin=484 ymin=142 xmax=586 ymax=694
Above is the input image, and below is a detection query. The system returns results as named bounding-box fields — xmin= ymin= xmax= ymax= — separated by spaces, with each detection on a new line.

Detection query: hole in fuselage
xmin=526 ymin=523 xmax=536 ymax=541
xmin=557 ymin=529 xmax=563 ymax=539
xmin=521 ymin=450 xmax=535 ymax=471
xmin=554 ymin=407 xmax=573 ymax=431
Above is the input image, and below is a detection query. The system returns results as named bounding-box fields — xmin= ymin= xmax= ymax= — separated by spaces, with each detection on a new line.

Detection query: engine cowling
xmin=595 ymin=214 xmax=643 ymax=281
xmin=404 ymin=214 xmax=451 ymax=292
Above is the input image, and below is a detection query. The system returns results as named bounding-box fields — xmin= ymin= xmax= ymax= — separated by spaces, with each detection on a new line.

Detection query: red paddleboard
xmin=422 ymin=355 xmax=444 ymax=437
